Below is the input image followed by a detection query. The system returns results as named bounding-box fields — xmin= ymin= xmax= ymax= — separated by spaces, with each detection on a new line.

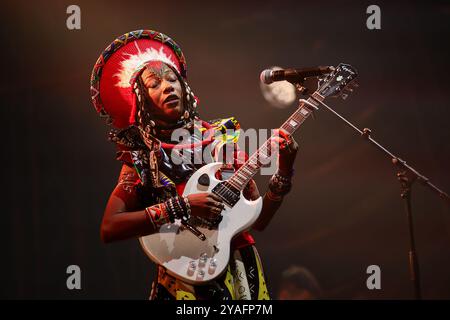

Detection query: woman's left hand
xmin=271 ymin=128 xmax=299 ymax=176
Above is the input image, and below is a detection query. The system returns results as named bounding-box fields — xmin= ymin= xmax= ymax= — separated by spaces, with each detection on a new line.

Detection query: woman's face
xmin=140 ymin=61 xmax=184 ymax=122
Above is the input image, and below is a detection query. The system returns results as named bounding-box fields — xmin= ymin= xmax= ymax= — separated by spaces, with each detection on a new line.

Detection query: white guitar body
xmin=139 ymin=162 xmax=263 ymax=285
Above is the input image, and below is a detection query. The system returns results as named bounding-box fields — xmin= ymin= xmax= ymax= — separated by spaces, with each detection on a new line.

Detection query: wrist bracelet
xmin=177 ymin=197 xmax=190 ymax=221
xmin=167 ymin=198 xmax=176 ymax=222
xmin=173 ymin=197 xmax=183 ymax=217
xmin=164 ymin=196 xmax=190 ymax=222
xmin=182 ymin=196 xmax=192 ymax=217
xmin=145 ymin=203 xmax=171 ymax=228
xmin=268 ymin=171 xmax=293 ymax=196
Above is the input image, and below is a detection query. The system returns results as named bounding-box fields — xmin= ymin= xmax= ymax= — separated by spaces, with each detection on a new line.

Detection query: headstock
xmin=317 ymin=63 xmax=358 ymax=99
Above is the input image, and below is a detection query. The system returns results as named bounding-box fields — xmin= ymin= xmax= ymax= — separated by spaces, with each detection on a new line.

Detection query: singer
xmin=90 ymin=29 xmax=299 ymax=300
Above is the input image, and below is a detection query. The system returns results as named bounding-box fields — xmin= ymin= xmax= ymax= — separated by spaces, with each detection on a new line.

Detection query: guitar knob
xmin=208 ymin=259 xmax=217 ymax=274
xmin=199 ymin=253 xmax=208 ymax=267
xmin=187 ymin=260 xmax=196 ymax=276
xmin=197 ymin=269 xmax=205 ymax=279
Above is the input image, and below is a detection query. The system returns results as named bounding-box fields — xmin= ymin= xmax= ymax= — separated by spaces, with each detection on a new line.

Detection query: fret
xmin=294 ymin=111 xmax=306 ymax=122
xmin=282 ymin=123 xmax=294 ymax=134
xmin=236 ymin=171 xmax=248 ymax=180
xmin=241 ymin=166 xmax=253 ymax=176
xmin=311 ymin=92 xmax=324 ymax=103
xmin=299 ymin=107 xmax=309 ymax=116
xmin=258 ymin=148 xmax=270 ymax=161
xmin=246 ymin=162 xmax=257 ymax=172
xmin=225 ymin=178 xmax=240 ymax=189
xmin=227 ymin=179 xmax=240 ymax=189
xmin=288 ymin=118 xmax=300 ymax=128
xmin=232 ymin=174 xmax=245 ymax=184
xmin=233 ymin=174 xmax=246 ymax=185
xmin=230 ymin=170 xmax=248 ymax=187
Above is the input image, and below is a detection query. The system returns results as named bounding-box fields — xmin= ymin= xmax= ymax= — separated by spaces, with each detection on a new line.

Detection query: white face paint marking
xmin=115 ymin=47 xmax=179 ymax=88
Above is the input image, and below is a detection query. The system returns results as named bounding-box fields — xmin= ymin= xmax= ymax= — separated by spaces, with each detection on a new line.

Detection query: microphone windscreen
xmin=260 ymin=69 xmax=273 ymax=85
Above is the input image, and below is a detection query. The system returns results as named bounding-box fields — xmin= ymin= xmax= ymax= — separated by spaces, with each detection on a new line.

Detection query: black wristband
xmin=268 ymin=171 xmax=293 ymax=196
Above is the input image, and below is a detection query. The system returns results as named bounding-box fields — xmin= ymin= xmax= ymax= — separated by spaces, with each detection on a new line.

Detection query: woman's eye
xmin=148 ymin=80 xmax=159 ymax=88
xmin=167 ymin=74 xmax=177 ymax=82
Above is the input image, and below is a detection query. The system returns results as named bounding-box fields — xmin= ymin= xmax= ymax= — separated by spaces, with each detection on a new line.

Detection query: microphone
xmin=260 ymin=66 xmax=334 ymax=85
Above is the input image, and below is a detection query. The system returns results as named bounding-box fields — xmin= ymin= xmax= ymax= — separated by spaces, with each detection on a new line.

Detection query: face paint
xmin=142 ymin=61 xmax=168 ymax=84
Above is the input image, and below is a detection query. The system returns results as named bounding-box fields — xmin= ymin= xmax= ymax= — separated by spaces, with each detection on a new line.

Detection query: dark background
xmin=1 ymin=0 xmax=449 ymax=299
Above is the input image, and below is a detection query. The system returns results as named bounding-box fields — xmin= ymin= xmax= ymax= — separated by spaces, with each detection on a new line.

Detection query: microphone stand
xmin=302 ymin=93 xmax=450 ymax=300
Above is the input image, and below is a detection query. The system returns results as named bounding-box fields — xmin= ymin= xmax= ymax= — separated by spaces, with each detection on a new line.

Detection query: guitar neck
xmin=227 ymin=92 xmax=323 ymax=191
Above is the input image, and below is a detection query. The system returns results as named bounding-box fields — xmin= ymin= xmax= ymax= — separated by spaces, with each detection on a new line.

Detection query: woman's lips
xmin=164 ymin=94 xmax=180 ymax=106
xmin=165 ymin=97 xmax=180 ymax=107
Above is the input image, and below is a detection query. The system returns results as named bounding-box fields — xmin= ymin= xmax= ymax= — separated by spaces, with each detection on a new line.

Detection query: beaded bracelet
xmin=145 ymin=203 xmax=171 ymax=228
xmin=182 ymin=196 xmax=192 ymax=216
xmin=164 ymin=196 xmax=191 ymax=222
xmin=166 ymin=198 xmax=176 ymax=222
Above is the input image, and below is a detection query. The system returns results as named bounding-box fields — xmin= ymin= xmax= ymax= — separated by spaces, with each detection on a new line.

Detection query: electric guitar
xmin=139 ymin=63 xmax=358 ymax=284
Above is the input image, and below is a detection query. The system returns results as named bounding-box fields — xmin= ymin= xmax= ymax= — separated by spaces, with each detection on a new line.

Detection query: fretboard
xmin=226 ymin=92 xmax=324 ymax=191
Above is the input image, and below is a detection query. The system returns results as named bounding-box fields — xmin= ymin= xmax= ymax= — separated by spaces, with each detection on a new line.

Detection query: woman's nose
xmin=163 ymin=81 xmax=174 ymax=94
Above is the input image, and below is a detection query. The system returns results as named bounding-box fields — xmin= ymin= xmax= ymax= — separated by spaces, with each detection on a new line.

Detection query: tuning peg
xmin=341 ymin=86 xmax=355 ymax=100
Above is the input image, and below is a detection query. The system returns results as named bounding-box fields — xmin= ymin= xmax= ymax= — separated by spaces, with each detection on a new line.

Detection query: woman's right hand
xmin=186 ymin=193 xmax=224 ymax=221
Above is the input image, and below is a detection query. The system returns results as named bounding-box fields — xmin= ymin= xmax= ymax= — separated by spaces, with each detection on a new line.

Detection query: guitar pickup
xmin=212 ymin=182 xmax=240 ymax=207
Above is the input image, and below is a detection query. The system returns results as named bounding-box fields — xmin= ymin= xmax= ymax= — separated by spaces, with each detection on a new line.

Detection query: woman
xmin=90 ymin=29 xmax=298 ymax=300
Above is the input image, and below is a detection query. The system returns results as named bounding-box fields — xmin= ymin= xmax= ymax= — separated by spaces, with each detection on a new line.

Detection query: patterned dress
xmin=115 ymin=118 xmax=271 ymax=300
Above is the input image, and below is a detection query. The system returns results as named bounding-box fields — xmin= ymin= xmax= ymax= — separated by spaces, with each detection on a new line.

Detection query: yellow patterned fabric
xmin=201 ymin=117 xmax=241 ymax=144
xmin=176 ymin=290 xmax=196 ymax=300
xmin=224 ymin=265 xmax=236 ymax=300
xmin=254 ymin=246 xmax=270 ymax=300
